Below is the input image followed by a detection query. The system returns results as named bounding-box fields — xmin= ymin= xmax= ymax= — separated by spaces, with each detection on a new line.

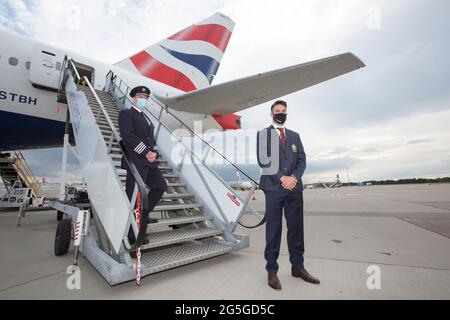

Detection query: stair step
xmin=163 ymin=173 xmax=179 ymax=178
xmin=90 ymin=103 xmax=120 ymax=112
xmin=97 ymin=119 xmax=119 ymax=127
xmin=112 ymin=161 xmax=169 ymax=171
xmin=118 ymin=174 xmax=178 ymax=184
xmin=96 ymin=110 xmax=119 ymax=117
xmin=98 ymin=123 xmax=118 ymax=131
xmin=85 ymin=93 xmax=114 ymax=101
xmin=110 ymin=153 xmax=123 ymax=159
xmin=113 ymin=154 xmax=166 ymax=164
xmin=88 ymin=101 xmax=118 ymax=108
xmin=90 ymin=105 xmax=119 ymax=113
xmin=153 ymin=203 xmax=201 ymax=211
xmin=109 ymin=148 xmax=122 ymax=154
xmin=90 ymin=110 xmax=120 ymax=120
xmin=3 ymin=175 xmax=17 ymax=179
xmin=97 ymin=114 xmax=119 ymax=121
xmin=140 ymin=241 xmax=232 ymax=276
xmin=146 ymin=214 xmax=208 ymax=229
xmin=166 ymin=182 xmax=186 ymax=187
xmin=140 ymin=227 xmax=222 ymax=250
xmin=161 ymin=192 xmax=194 ymax=199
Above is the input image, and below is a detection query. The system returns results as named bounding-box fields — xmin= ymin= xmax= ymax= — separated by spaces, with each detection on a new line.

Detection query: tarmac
xmin=1 ymin=184 xmax=450 ymax=299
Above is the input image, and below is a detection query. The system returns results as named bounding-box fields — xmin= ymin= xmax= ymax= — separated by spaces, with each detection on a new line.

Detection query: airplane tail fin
xmin=114 ymin=12 xmax=235 ymax=92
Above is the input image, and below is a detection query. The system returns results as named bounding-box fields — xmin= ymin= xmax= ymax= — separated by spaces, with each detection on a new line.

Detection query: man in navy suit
xmin=257 ymin=100 xmax=320 ymax=290
xmin=118 ymin=86 xmax=167 ymax=244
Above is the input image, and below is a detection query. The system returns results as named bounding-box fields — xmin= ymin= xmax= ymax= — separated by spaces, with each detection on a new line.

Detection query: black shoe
xmin=268 ymin=272 xmax=282 ymax=290
xmin=128 ymin=237 xmax=149 ymax=246
xmin=128 ymin=237 xmax=136 ymax=245
xmin=292 ymin=267 xmax=320 ymax=284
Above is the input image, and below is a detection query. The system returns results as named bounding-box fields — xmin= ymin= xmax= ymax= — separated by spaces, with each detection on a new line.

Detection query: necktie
xmin=278 ymin=128 xmax=286 ymax=145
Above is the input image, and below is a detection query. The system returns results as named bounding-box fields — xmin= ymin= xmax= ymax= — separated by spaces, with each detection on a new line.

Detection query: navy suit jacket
xmin=118 ymin=107 xmax=159 ymax=169
xmin=256 ymin=125 xmax=306 ymax=192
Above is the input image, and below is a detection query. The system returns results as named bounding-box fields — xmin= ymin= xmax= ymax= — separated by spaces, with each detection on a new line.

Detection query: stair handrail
xmin=106 ymin=71 xmax=263 ymax=229
xmin=57 ymin=55 xmax=69 ymax=101
xmin=12 ymin=151 xmax=41 ymax=197
xmin=59 ymin=59 xmax=150 ymax=249
xmin=106 ymin=71 xmax=259 ymax=188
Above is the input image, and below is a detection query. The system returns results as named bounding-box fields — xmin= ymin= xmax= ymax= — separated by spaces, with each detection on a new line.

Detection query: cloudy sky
xmin=1 ymin=0 xmax=449 ymax=183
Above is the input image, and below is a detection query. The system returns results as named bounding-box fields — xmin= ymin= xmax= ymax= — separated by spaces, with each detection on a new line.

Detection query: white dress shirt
xmin=132 ymin=106 xmax=142 ymax=113
xmin=273 ymin=122 xmax=286 ymax=137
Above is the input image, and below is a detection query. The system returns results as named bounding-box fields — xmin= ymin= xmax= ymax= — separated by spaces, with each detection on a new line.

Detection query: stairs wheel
xmin=56 ymin=211 xmax=64 ymax=221
xmin=54 ymin=219 xmax=72 ymax=256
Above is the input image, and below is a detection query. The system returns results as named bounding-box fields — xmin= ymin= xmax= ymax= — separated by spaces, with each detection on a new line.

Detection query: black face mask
xmin=273 ymin=113 xmax=287 ymax=125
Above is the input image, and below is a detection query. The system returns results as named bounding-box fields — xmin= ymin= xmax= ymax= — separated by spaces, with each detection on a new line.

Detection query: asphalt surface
xmin=0 ymin=184 xmax=449 ymax=299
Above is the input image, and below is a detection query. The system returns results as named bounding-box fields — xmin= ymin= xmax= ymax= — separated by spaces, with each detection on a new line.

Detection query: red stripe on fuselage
xmin=169 ymin=24 xmax=232 ymax=52
xmin=130 ymin=50 xmax=197 ymax=92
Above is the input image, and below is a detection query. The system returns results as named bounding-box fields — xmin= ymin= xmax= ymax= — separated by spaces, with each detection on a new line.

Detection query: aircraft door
xmin=29 ymin=43 xmax=65 ymax=90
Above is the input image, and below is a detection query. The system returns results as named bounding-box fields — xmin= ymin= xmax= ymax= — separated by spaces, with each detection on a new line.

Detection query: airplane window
xmin=25 ymin=61 xmax=31 ymax=70
xmin=9 ymin=57 xmax=18 ymax=66
xmin=56 ymin=62 xmax=61 ymax=71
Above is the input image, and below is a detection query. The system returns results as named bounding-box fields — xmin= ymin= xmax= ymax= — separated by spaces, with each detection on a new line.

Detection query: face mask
xmin=273 ymin=113 xmax=287 ymax=125
xmin=136 ymin=98 xmax=149 ymax=109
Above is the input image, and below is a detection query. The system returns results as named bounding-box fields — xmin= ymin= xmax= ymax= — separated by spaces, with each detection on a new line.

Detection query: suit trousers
xmin=263 ymin=188 xmax=305 ymax=273
xmin=125 ymin=165 xmax=167 ymax=241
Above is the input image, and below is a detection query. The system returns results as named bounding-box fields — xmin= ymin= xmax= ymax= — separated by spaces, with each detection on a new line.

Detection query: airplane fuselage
xmin=0 ymin=30 xmax=230 ymax=151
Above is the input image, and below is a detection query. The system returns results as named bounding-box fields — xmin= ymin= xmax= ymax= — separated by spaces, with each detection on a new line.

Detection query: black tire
xmin=54 ymin=219 xmax=72 ymax=256
xmin=56 ymin=211 xmax=64 ymax=221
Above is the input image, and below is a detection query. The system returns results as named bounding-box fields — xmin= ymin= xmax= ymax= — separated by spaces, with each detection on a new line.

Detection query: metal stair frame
xmin=52 ymin=56 xmax=261 ymax=285
xmin=106 ymin=72 xmax=258 ymax=249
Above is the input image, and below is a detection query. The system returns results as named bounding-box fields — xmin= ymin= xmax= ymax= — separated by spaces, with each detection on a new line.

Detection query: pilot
xmin=118 ymin=85 xmax=167 ymax=244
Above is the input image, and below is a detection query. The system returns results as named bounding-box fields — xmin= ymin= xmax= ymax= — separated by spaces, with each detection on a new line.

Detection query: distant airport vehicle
xmin=63 ymin=183 xmax=88 ymax=203
xmin=0 ymin=180 xmax=44 ymax=208
xmin=0 ymin=151 xmax=46 ymax=210
xmin=0 ymin=12 xmax=364 ymax=285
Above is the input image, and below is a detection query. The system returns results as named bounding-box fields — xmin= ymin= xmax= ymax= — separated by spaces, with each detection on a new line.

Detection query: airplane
xmin=0 ymin=12 xmax=365 ymax=152
xmin=323 ymin=174 xmax=343 ymax=188
xmin=304 ymin=174 xmax=343 ymax=189
xmin=229 ymin=171 xmax=255 ymax=191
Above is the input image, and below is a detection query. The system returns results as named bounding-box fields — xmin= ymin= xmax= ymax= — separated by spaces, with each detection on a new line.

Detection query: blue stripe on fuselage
xmin=0 ymin=110 xmax=74 ymax=151
xmin=160 ymin=45 xmax=220 ymax=84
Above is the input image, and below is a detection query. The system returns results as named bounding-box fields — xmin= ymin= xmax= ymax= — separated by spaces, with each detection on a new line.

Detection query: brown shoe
xmin=268 ymin=272 xmax=282 ymax=290
xmin=291 ymin=267 xmax=320 ymax=284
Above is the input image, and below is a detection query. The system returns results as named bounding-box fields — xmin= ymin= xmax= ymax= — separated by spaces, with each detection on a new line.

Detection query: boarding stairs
xmin=54 ymin=57 xmax=261 ymax=285
xmin=0 ymin=151 xmax=41 ymax=199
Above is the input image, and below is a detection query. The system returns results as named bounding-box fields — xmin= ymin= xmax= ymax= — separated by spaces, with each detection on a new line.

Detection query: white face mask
xmin=136 ymin=98 xmax=149 ymax=109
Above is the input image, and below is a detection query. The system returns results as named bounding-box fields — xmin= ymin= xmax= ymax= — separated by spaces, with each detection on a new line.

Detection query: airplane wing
xmin=154 ymin=52 xmax=365 ymax=115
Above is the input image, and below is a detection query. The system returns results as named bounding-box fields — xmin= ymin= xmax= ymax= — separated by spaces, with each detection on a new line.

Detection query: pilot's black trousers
xmin=263 ymin=188 xmax=305 ymax=273
xmin=125 ymin=165 xmax=167 ymax=241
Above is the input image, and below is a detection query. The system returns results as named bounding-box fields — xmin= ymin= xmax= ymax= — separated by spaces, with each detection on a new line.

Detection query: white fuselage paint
xmin=0 ymin=30 xmax=223 ymax=150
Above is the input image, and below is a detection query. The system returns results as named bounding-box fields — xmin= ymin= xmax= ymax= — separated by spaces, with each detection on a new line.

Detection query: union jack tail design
xmin=115 ymin=12 xmax=235 ymax=92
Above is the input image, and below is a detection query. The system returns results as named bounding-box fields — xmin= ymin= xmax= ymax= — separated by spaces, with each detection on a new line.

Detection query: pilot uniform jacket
xmin=256 ymin=125 xmax=306 ymax=192
xmin=118 ymin=107 xmax=159 ymax=169
xmin=119 ymin=106 xmax=166 ymax=242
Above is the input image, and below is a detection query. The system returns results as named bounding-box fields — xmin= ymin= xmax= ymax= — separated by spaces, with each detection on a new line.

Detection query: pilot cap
xmin=130 ymin=85 xmax=151 ymax=97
